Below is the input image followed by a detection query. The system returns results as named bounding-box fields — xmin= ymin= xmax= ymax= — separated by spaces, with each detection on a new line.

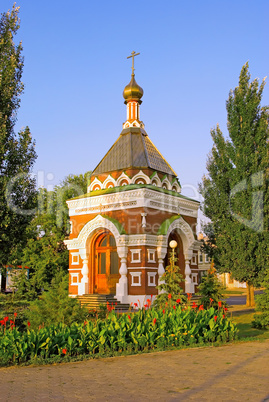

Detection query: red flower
xmin=210 ymin=298 xmax=214 ymax=303
xmin=115 ymin=302 xmax=117 ymax=306
xmin=62 ymin=348 xmax=67 ymax=355
xmin=163 ymin=309 xmax=165 ymax=314
xmin=14 ymin=312 xmax=17 ymax=318
xmin=218 ymin=301 xmax=222 ymax=307
xmin=187 ymin=293 xmax=192 ymax=300
xmin=199 ymin=305 xmax=204 ymax=311
xmin=214 ymin=316 xmax=217 ymax=322
xmin=134 ymin=303 xmax=138 ymax=307
xmin=153 ymin=318 xmax=157 ymax=325
xmin=4 ymin=316 xmax=9 ymax=322
xmin=176 ymin=298 xmax=181 ymax=303
xmin=150 ymin=294 xmax=153 ymax=298
xmin=168 ymin=293 xmax=172 ymax=299
xmin=165 ymin=302 xmax=168 ymax=307
xmin=223 ymin=314 xmax=225 ymax=318
xmin=192 ymin=302 xmax=198 ymax=309
xmin=128 ymin=315 xmax=131 ymax=320
xmin=144 ymin=304 xmax=148 ymax=309
xmin=173 ymin=305 xmax=176 ymax=309
xmin=224 ymin=307 xmax=228 ymax=311
xmin=27 ymin=321 xmax=31 ymax=327
xmin=0 ymin=320 xmax=5 ymax=326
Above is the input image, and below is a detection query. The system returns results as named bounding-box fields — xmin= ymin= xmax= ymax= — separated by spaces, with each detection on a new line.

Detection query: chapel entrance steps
xmin=77 ymin=294 xmax=131 ymax=313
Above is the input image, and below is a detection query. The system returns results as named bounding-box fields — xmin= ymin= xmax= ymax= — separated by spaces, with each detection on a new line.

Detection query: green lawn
xmin=233 ymin=313 xmax=269 ymax=340
xmin=223 ymin=290 xmax=245 ymax=295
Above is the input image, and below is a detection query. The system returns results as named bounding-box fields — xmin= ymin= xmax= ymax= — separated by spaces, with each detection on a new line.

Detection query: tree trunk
xmin=0 ymin=267 xmax=6 ymax=292
xmin=246 ymin=282 xmax=255 ymax=307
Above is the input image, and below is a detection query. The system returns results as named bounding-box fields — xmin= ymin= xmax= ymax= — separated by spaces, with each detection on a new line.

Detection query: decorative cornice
xmin=67 ymin=188 xmax=199 ymax=218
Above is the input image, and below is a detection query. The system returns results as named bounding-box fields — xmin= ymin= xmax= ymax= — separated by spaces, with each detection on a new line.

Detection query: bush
xmin=24 ymin=272 xmax=88 ymax=330
xmin=198 ymin=263 xmax=225 ymax=308
xmin=0 ymin=303 xmax=237 ymax=366
xmin=252 ymin=272 xmax=269 ymax=329
xmin=155 ymin=248 xmax=186 ymax=307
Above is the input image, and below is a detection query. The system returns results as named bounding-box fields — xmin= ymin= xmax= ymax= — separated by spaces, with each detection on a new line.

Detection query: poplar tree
xmin=0 ymin=4 xmax=37 ymax=286
xmin=200 ymin=63 xmax=269 ymax=307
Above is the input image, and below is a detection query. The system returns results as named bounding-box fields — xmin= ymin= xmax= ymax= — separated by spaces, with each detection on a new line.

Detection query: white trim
xmin=70 ymin=272 xmax=79 ymax=285
xmin=130 ymin=249 xmax=141 ymax=263
xmin=88 ymin=177 xmax=102 ymax=192
xmin=147 ymin=249 xmax=156 ymax=263
xmin=67 ymin=188 xmax=199 ymax=218
xmin=161 ymin=177 xmax=172 ymax=190
xmin=191 ymin=273 xmax=198 ymax=285
xmin=116 ymin=172 xmax=131 ymax=187
xmin=165 ymin=216 xmax=196 ymax=258
xmin=103 ymin=175 xmax=116 ymax=189
xmin=128 ymin=266 xmax=158 ymax=270
xmin=64 ymin=214 xmax=121 ymax=251
xmin=71 ymin=252 xmax=80 ymax=265
xmin=171 ymin=181 xmax=181 ymax=193
xmin=150 ymin=173 xmax=162 ymax=187
xmin=147 ymin=272 xmax=157 ymax=287
xmin=191 ymin=254 xmax=197 ymax=265
xmin=132 ymin=170 xmax=151 ymax=185
xmin=130 ymin=272 xmax=142 ymax=286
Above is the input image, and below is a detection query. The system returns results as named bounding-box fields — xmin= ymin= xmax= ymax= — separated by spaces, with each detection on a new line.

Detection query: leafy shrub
xmin=0 ymin=304 xmax=237 ymax=366
xmin=155 ymin=248 xmax=186 ymax=307
xmin=252 ymin=272 xmax=269 ymax=329
xmin=198 ymin=264 xmax=225 ymax=308
xmin=24 ymin=272 xmax=88 ymax=330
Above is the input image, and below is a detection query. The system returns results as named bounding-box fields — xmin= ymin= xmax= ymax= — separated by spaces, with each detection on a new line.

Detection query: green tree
xmin=198 ymin=263 xmax=225 ymax=308
xmin=200 ymin=63 xmax=269 ymax=307
xmin=15 ymin=172 xmax=91 ymax=298
xmin=155 ymin=246 xmax=186 ymax=308
xmin=0 ymin=5 xmax=37 ymax=288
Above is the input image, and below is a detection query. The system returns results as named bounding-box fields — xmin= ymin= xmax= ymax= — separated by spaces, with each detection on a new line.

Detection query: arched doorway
xmin=94 ymin=230 xmax=119 ymax=294
xmin=165 ymin=230 xmax=185 ymax=291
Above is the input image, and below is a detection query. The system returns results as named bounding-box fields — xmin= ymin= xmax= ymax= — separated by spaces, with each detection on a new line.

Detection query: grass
xmin=223 ymin=290 xmax=245 ymax=295
xmin=233 ymin=312 xmax=269 ymax=341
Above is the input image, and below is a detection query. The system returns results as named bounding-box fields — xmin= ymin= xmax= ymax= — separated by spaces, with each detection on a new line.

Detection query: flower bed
xmin=0 ymin=305 xmax=237 ymax=366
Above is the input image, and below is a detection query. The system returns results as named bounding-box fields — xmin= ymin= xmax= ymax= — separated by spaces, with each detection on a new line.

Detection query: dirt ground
xmin=0 ymin=339 xmax=269 ymax=401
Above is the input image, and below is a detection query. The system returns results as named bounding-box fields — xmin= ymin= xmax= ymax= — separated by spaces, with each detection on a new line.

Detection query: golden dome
xmin=123 ymin=74 xmax=144 ymax=104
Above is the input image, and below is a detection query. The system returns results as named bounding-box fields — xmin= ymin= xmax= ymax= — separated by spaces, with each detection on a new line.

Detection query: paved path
xmin=1 ymin=340 xmax=269 ymax=401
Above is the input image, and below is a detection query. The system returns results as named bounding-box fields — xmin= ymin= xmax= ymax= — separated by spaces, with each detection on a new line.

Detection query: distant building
xmin=0 ymin=266 xmax=29 ymax=293
xmin=197 ymin=233 xmax=246 ymax=289
xmin=218 ymin=273 xmax=246 ymax=289
xmin=197 ymin=250 xmax=211 ymax=282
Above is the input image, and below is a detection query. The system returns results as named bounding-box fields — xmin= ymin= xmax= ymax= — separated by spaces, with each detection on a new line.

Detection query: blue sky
xmin=1 ymin=0 xmax=269 ymax=202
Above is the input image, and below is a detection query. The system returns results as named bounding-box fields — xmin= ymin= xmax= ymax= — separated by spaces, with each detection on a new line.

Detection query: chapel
xmin=64 ymin=52 xmax=200 ymax=306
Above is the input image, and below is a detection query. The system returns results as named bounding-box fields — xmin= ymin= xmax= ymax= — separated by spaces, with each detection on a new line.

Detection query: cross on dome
xmin=127 ymin=51 xmax=140 ymax=75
